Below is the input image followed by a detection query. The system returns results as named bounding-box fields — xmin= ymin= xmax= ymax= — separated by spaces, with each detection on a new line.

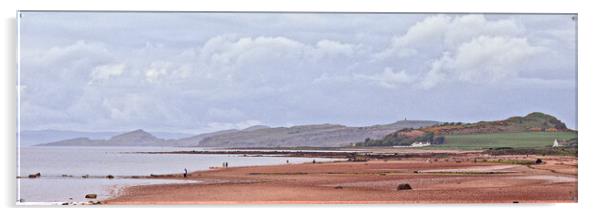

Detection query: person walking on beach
xmin=184 ymin=168 xmax=188 ymax=178
xmin=225 ymin=162 xmax=229 ymax=168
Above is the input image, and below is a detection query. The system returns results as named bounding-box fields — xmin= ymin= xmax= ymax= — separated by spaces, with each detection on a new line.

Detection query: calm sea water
xmin=17 ymin=146 xmax=335 ymax=204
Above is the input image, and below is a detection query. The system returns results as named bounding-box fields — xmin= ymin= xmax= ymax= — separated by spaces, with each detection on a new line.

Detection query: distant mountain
xmin=172 ymin=129 xmax=239 ymax=146
xmin=150 ymin=132 xmax=195 ymax=140
xmin=421 ymin=112 xmax=571 ymax=135
xmin=32 ymin=113 xmax=573 ymax=148
xmin=19 ymin=130 xmax=118 ymax=146
xmin=20 ymin=129 xmax=193 ymax=146
xmin=356 ymin=112 xmax=574 ymax=147
xmin=242 ymin=125 xmax=271 ymax=132
xmin=35 ymin=120 xmax=438 ymax=147
xmin=194 ymin=120 xmax=438 ymax=147
xmin=38 ymin=129 xmax=167 ymax=147
xmin=108 ymin=129 xmax=161 ymax=144
xmin=40 ymin=137 xmax=103 ymax=146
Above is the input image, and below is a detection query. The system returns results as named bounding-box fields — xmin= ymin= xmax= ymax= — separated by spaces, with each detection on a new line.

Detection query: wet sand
xmin=105 ymin=153 xmax=577 ymax=204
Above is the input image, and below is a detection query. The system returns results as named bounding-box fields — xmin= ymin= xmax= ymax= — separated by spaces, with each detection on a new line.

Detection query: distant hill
xmin=38 ymin=129 xmax=168 ymax=147
xmin=172 ymin=129 xmax=239 ymax=146
xmin=108 ymin=129 xmax=162 ymax=144
xmin=195 ymin=120 xmax=438 ymax=147
xmin=356 ymin=112 xmax=574 ymax=147
xmin=242 ymin=125 xmax=271 ymax=132
xmin=172 ymin=125 xmax=272 ymax=147
xmin=421 ymin=112 xmax=571 ymax=135
xmin=149 ymin=131 xmax=195 ymax=140
xmin=20 ymin=129 xmax=193 ymax=146
xmin=36 ymin=120 xmax=438 ymax=147
xmin=19 ymin=130 xmax=117 ymax=146
xmin=33 ymin=113 xmax=574 ymax=148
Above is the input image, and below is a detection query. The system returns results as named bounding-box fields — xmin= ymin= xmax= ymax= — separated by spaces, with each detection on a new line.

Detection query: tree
xmin=433 ymin=136 xmax=445 ymax=144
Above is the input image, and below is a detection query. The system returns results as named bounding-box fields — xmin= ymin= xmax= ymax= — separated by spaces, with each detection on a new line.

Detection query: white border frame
xmin=2 ymin=0 xmax=601 ymax=215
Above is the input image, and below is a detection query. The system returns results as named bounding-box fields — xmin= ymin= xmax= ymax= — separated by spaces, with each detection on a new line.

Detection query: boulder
xmin=85 ymin=194 xmax=97 ymax=199
xmin=106 ymin=175 xmax=114 ymax=179
xmin=397 ymin=183 xmax=412 ymax=191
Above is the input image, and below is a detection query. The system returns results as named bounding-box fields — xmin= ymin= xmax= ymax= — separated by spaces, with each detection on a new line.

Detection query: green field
xmin=428 ymin=132 xmax=577 ymax=150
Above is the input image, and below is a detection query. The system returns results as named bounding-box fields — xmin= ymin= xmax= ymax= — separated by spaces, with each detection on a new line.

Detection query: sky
xmin=18 ymin=12 xmax=577 ymax=133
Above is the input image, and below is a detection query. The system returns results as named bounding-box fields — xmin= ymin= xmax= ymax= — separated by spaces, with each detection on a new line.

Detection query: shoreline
xmin=104 ymin=152 xmax=577 ymax=204
xmin=131 ymin=148 xmax=488 ymax=162
xmin=18 ymin=147 xmax=343 ymax=205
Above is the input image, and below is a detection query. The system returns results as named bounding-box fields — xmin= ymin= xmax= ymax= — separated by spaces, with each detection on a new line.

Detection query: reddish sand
xmin=105 ymin=154 xmax=577 ymax=204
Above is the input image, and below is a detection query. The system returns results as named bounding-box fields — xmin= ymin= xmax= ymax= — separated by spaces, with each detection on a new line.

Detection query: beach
xmin=105 ymin=152 xmax=577 ymax=204
xmin=17 ymin=147 xmax=334 ymax=203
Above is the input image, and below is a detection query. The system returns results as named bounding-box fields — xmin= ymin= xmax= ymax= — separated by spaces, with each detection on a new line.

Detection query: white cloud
xmin=188 ymin=35 xmax=368 ymax=94
xmin=24 ymin=40 xmax=110 ymax=65
xmin=101 ymin=93 xmax=151 ymax=122
xmin=392 ymin=15 xmax=451 ymax=48
xmin=89 ymin=63 xmax=126 ymax=83
xmin=199 ymin=36 xmax=309 ymax=67
xmin=144 ymin=61 xmax=171 ymax=82
xmin=420 ymin=52 xmax=453 ymax=89
xmin=372 ymin=14 xmax=546 ymax=89
xmin=376 ymin=14 xmax=524 ymax=61
xmin=419 ymin=36 xmax=543 ymax=89
xmin=198 ymin=36 xmax=360 ymax=69
xmin=444 ymin=15 xmax=523 ymax=46
xmin=454 ymin=36 xmax=542 ymax=81
xmin=18 ymin=13 xmax=577 ymax=131
xmin=312 ymin=67 xmax=414 ymax=89
xmin=353 ymin=67 xmax=414 ymax=89
xmin=373 ymin=15 xmax=449 ymax=60
xmin=315 ymin=39 xmax=356 ymax=57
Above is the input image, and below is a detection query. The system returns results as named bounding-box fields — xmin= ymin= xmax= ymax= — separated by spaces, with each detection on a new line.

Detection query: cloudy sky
xmin=18 ymin=12 xmax=577 ymax=133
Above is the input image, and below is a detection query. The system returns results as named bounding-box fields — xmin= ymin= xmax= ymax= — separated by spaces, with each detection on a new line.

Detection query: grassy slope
xmin=427 ymin=131 xmax=577 ymax=150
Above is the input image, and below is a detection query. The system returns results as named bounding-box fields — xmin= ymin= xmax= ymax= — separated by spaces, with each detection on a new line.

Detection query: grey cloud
xmin=420 ymin=36 xmax=543 ymax=89
xmin=18 ymin=12 xmax=578 ymax=131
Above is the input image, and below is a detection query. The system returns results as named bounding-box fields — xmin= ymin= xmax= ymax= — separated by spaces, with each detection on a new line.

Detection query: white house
xmin=392 ymin=141 xmax=431 ymax=148
xmin=411 ymin=141 xmax=431 ymax=147
xmin=553 ymin=139 xmax=560 ymax=147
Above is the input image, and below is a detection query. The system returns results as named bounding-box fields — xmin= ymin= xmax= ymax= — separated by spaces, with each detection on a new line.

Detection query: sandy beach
xmin=105 ymin=153 xmax=577 ymax=204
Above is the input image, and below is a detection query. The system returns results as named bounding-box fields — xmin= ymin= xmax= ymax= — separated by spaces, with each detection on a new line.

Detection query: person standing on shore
xmin=184 ymin=168 xmax=188 ymax=178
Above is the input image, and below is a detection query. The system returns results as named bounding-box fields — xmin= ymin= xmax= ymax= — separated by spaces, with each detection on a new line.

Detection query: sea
xmin=17 ymin=146 xmax=336 ymax=204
